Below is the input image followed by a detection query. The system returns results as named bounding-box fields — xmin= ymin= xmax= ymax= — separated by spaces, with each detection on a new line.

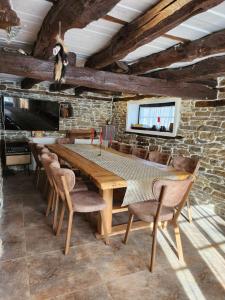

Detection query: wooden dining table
xmin=47 ymin=144 xmax=190 ymax=237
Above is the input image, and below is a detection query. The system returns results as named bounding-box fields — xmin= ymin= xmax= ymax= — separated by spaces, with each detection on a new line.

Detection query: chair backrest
xmin=119 ymin=143 xmax=132 ymax=154
xmin=56 ymin=137 xmax=73 ymax=144
xmin=170 ymin=156 xmax=200 ymax=175
xmin=111 ymin=140 xmax=120 ymax=151
xmin=148 ymin=151 xmax=171 ymax=165
xmin=41 ymin=147 xmax=50 ymax=154
xmin=41 ymin=153 xmax=59 ymax=186
xmin=50 ymin=166 xmax=75 ymax=211
xmin=30 ymin=143 xmax=42 ymax=167
xmin=152 ymin=177 xmax=194 ymax=211
xmin=132 ymin=147 xmax=148 ymax=159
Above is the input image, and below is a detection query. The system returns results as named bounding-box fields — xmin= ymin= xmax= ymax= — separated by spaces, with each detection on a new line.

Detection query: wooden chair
xmin=50 ymin=166 xmax=108 ymax=254
xmin=29 ymin=143 xmax=45 ymax=187
xmin=40 ymin=153 xmax=60 ymax=220
xmin=132 ymin=147 xmax=148 ymax=159
xmin=148 ymin=151 xmax=171 ymax=165
xmin=119 ymin=143 xmax=132 ymax=154
xmin=170 ymin=156 xmax=200 ymax=222
xmin=56 ymin=137 xmax=73 ymax=145
xmin=124 ymin=176 xmax=194 ymax=272
xmin=111 ymin=140 xmax=120 ymax=151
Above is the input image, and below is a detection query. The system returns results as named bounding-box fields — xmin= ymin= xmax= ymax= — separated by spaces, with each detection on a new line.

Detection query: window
xmin=138 ymin=102 xmax=175 ymax=132
xmin=126 ymin=98 xmax=181 ymax=137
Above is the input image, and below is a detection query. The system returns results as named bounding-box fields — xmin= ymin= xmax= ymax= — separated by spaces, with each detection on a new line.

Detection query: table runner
xmin=64 ymin=145 xmax=181 ymax=206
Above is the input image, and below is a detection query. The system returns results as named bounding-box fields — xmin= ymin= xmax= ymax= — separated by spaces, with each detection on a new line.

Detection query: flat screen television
xmin=2 ymin=96 xmax=60 ymax=131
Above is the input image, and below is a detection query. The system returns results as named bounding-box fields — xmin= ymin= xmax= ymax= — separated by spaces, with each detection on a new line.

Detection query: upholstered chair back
xmin=56 ymin=137 xmax=73 ymax=144
xmin=148 ymin=151 xmax=171 ymax=165
xmin=111 ymin=141 xmax=120 ymax=151
xmin=152 ymin=177 xmax=193 ymax=209
xmin=30 ymin=143 xmax=42 ymax=167
xmin=119 ymin=143 xmax=133 ymax=154
xmin=132 ymin=147 xmax=148 ymax=159
xmin=41 ymin=153 xmax=59 ymax=187
xmin=170 ymin=156 xmax=200 ymax=175
xmin=50 ymin=167 xmax=75 ymax=194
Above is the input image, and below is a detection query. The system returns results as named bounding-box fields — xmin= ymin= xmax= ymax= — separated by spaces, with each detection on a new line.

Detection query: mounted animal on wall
xmin=53 ymin=35 xmax=69 ymax=87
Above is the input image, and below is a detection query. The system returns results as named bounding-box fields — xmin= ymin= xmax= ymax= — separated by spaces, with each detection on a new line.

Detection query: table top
xmin=47 ymin=144 xmax=189 ymax=190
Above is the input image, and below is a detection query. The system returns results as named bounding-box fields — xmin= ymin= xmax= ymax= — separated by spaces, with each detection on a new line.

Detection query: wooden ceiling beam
xmin=74 ymin=86 xmax=121 ymax=96
xmin=33 ymin=0 xmax=120 ymax=59
xmin=21 ymin=52 xmax=76 ymax=89
xmin=0 ymin=0 xmax=20 ymax=29
xmin=102 ymin=15 xmax=189 ymax=44
xmin=147 ymin=55 xmax=225 ymax=81
xmin=86 ymin=0 xmax=224 ymax=69
xmin=0 ymin=50 xmax=217 ymax=100
xmin=130 ymin=29 xmax=225 ymax=75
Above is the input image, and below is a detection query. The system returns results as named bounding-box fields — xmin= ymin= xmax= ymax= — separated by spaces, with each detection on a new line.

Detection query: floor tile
xmin=0 ymin=258 xmax=30 ymax=300
xmin=27 ymin=248 xmax=101 ymax=299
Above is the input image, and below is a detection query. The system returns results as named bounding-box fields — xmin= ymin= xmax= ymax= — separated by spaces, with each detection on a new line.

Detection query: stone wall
xmin=112 ymin=80 xmax=225 ymax=218
xmin=0 ymin=161 xmax=2 ymax=209
xmin=0 ymin=80 xmax=113 ymax=139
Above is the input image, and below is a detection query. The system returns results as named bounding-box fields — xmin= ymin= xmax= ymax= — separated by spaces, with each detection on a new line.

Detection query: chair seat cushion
xmin=128 ymin=200 xmax=174 ymax=223
xmin=70 ymin=191 xmax=106 ymax=212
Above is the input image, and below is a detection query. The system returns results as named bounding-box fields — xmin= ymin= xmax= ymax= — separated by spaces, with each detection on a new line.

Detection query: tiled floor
xmin=1 ymin=173 xmax=225 ymax=300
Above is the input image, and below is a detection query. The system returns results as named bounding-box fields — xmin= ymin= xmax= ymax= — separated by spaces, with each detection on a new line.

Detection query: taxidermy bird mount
xmin=53 ymin=22 xmax=69 ymax=89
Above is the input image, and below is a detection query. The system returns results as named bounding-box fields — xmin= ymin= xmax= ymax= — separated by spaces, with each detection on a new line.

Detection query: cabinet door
xmin=6 ymin=155 xmax=31 ymax=166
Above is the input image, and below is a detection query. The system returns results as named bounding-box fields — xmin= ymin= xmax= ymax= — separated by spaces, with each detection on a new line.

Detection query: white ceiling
xmin=0 ymin=0 xmax=225 ymax=81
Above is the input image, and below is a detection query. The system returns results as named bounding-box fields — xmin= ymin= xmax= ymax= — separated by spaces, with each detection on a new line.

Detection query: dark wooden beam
xmin=102 ymin=15 xmax=189 ymax=44
xmin=130 ymin=29 xmax=225 ymax=75
xmin=113 ymin=95 xmax=157 ymax=102
xmin=33 ymin=0 xmax=120 ymax=59
xmin=0 ymin=0 xmax=20 ymax=29
xmin=195 ymin=99 xmax=225 ymax=107
xmin=86 ymin=0 xmax=224 ymax=69
xmin=74 ymin=86 xmax=122 ymax=96
xmin=21 ymin=52 xmax=76 ymax=89
xmin=0 ymin=84 xmax=113 ymax=101
xmin=49 ymin=83 xmax=74 ymax=92
xmin=147 ymin=55 xmax=225 ymax=81
xmin=0 ymin=50 xmax=217 ymax=100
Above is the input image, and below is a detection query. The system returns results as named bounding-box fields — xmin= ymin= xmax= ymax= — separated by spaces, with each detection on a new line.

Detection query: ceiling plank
xmin=147 ymin=55 xmax=225 ymax=81
xmin=33 ymin=0 xmax=121 ymax=59
xmin=0 ymin=0 xmax=20 ymax=29
xmin=0 ymin=50 xmax=217 ymax=100
xmin=86 ymin=0 xmax=224 ymax=69
xmin=130 ymin=29 xmax=225 ymax=75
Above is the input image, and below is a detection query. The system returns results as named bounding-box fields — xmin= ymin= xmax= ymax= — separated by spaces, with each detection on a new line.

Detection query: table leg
xmin=98 ymin=189 xmax=113 ymax=235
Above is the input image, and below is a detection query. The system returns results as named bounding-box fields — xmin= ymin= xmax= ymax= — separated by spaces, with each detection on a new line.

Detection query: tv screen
xmin=3 ymin=96 xmax=59 ymax=131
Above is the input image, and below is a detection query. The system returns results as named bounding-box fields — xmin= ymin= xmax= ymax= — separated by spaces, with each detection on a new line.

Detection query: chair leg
xmin=53 ymin=194 xmax=59 ymax=232
xmin=36 ymin=167 xmax=40 ymax=188
xmin=56 ymin=204 xmax=65 ymax=236
xmin=46 ymin=188 xmax=53 ymax=217
xmin=123 ymin=213 xmax=134 ymax=244
xmin=51 ymin=190 xmax=56 ymax=212
xmin=100 ymin=211 xmax=109 ymax=245
xmin=34 ymin=165 xmax=38 ymax=183
xmin=186 ymin=199 xmax=192 ymax=223
xmin=150 ymin=221 xmax=158 ymax=272
xmin=174 ymin=223 xmax=184 ymax=262
xmin=65 ymin=212 xmax=74 ymax=255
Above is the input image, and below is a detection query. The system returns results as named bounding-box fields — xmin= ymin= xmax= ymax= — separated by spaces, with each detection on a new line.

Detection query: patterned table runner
xmin=64 ymin=145 xmax=181 ymax=206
